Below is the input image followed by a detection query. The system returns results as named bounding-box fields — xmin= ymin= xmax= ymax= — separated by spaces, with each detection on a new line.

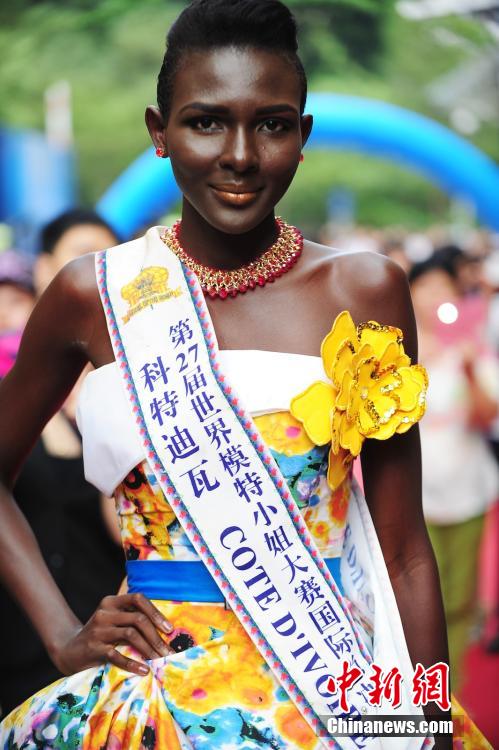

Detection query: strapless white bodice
xmin=76 ymin=350 xmax=324 ymax=496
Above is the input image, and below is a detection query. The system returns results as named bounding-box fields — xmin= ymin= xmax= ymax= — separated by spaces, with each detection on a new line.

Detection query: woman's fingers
xmin=111 ymin=614 xmax=172 ymax=657
xmin=109 ymin=625 xmax=167 ymax=661
xmin=53 ymin=593 xmax=175 ymax=676
xmin=109 ymin=612 xmax=172 ymax=659
xmin=104 ymin=646 xmax=150 ymax=676
xmin=96 ymin=594 xmax=175 ymax=661
xmin=117 ymin=593 xmax=174 ymax=635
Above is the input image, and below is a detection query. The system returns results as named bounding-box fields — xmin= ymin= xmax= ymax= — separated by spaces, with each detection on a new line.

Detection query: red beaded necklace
xmin=161 ymin=217 xmax=303 ymax=299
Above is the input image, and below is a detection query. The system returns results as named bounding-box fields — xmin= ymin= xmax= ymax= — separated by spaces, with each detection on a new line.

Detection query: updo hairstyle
xmin=157 ymin=0 xmax=307 ymax=122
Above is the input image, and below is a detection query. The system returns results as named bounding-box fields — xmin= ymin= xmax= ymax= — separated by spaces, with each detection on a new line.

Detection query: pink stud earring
xmin=156 ymin=147 xmax=165 ymax=158
xmin=299 ymin=153 xmax=304 ymax=163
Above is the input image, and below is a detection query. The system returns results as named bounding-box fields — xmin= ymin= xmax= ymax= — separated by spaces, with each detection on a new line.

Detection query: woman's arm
xmin=347 ymin=256 xmax=451 ymax=748
xmin=362 ymin=433 xmax=451 ymax=749
xmin=0 ymin=256 xmax=173 ymax=677
xmin=0 ymin=260 xmax=92 ymax=657
xmin=461 ymin=352 xmax=498 ymax=429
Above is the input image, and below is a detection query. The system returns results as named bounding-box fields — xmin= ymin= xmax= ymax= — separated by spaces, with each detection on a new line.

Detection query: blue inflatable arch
xmin=97 ymin=93 xmax=499 ymax=238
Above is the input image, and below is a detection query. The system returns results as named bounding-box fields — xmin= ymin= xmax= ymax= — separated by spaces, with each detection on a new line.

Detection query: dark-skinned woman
xmin=0 ymin=1 xmax=491 ymax=748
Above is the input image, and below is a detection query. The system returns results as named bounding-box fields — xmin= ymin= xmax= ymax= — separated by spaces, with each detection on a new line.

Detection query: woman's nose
xmin=219 ymin=127 xmax=258 ymax=172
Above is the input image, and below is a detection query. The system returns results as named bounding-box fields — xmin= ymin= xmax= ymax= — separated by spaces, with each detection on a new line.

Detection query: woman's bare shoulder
xmin=54 ymin=251 xmax=99 ymax=302
xmin=304 ymin=240 xmax=415 ymax=345
xmin=30 ymin=251 xmax=106 ymax=361
xmin=51 ymin=251 xmax=106 ymax=321
xmin=305 ymin=240 xmax=406 ymax=300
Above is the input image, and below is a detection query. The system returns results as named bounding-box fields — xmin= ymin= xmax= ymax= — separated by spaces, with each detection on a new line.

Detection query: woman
xmin=0 ymin=1 xmax=489 ymax=748
xmin=0 ymin=250 xmax=35 ymax=378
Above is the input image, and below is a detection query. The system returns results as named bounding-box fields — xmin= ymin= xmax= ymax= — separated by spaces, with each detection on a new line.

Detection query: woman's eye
xmin=191 ymin=116 xmax=220 ymax=131
xmin=261 ymin=119 xmax=287 ymax=133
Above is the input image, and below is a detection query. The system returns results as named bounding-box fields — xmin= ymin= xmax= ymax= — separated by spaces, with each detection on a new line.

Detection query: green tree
xmin=0 ymin=0 xmax=496 ymax=228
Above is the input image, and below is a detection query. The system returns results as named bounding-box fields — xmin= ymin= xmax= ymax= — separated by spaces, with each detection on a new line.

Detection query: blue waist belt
xmin=126 ymin=557 xmax=344 ymax=602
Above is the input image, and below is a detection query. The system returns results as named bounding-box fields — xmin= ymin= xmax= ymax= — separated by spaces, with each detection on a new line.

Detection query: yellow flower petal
xmin=357 ymin=356 xmax=378 ymax=388
xmin=396 ymin=353 xmax=411 ymax=368
xmin=396 ymin=366 xmax=423 ymax=411
xmin=336 ymin=370 xmax=353 ymax=411
xmin=410 ymin=363 xmax=429 ymax=391
xmin=374 ymin=369 xmax=402 ymax=399
xmin=321 ymin=310 xmax=357 ymax=381
xmin=395 ymin=365 xmax=428 ymax=433
xmin=346 ymin=380 xmax=361 ymax=424
xmin=290 ymin=381 xmax=336 ymax=445
xmin=346 ymin=358 xmax=377 ymax=424
xmin=327 ymin=447 xmax=353 ymax=491
xmin=378 ymin=340 xmax=401 ymax=371
xmin=339 ymin=412 xmax=364 ymax=456
xmin=357 ymin=321 xmax=402 ymax=360
xmin=331 ymin=341 xmax=355 ymax=389
xmin=358 ymin=395 xmax=399 ymax=441
xmin=352 ymin=343 xmax=374 ymax=373
xmin=371 ymin=417 xmax=400 ymax=440
xmin=331 ymin=407 xmax=343 ymax=454
xmin=376 ymin=394 xmax=400 ymax=425
xmin=358 ymin=400 xmax=377 ymax=435
xmin=395 ymin=415 xmax=419 ymax=434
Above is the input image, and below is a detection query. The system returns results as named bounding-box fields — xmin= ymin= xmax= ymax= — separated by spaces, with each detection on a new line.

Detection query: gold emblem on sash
xmin=121 ymin=266 xmax=182 ymax=323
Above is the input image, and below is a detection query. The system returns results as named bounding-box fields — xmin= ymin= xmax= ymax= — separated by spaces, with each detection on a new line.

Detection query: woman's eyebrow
xmin=178 ymin=102 xmax=298 ymax=115
xmin=255 ymin=104 xmax=298 ymax=115
xmin=179 ymin=102 xmax=230 ymax=114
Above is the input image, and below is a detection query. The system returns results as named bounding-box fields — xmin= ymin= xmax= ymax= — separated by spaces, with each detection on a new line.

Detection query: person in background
xmin=482 ymin=240 xmax=499 ymax=653
xmin=0 ymin=209 xmax=124 ymax=716
xmin=409 ymin=254 xmax=499 ymax=690
xmin=34 ymin=208 xmax=121 ymax=292
xmin=381 ymin=235 xmax=412 ymax=275
xmin=0 ymin=250 xmax=36 ymax=379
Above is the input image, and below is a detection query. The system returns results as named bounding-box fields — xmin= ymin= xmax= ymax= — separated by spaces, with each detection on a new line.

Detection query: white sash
xmin=97 ymin=227 xmax=430 ymax=750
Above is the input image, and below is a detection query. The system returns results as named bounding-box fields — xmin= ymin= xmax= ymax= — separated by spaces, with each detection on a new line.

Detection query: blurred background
xmin=1 ymin=0 xmax=498 ymax=245
xmin=0 ymin=0 xmax=498 ymax=744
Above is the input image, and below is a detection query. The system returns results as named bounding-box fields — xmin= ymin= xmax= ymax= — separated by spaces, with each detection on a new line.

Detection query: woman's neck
xmin=178 ymin=201 xmax=279 ymax=270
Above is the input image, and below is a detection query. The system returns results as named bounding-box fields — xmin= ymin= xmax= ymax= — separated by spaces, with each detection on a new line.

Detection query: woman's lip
xmin=210 ymin=186 xmax=262 ymax=207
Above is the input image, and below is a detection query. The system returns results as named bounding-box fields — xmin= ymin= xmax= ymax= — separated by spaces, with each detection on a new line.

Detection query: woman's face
xmin=0 ymin=284 xmax=34 ymax=334
xmin=147 ymin=46 xmax=312 ymax=235
xmin=35 ymin=223 xmax=118 ymax=295
xmin=411 ymin=269 xmax=459 ymax=331
xmin=49 ymin=224 xmax=118 ymax=274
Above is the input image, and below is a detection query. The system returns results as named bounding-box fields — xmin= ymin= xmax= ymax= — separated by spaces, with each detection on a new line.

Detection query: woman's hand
xmin=52 ymin=593 xmax=174 ymax=676
xmin=458 ymin=342 xmax=499 ymax=429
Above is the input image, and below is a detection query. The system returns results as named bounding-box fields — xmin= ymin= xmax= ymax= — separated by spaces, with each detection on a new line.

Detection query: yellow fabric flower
xmin=290 ymin=310 xmax=428 ymax=490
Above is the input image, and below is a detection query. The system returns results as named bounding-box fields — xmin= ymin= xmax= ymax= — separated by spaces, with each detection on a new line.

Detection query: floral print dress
xmin=0 ymin=311 xmax=492 ymax=748
xmin=1 ymin=412 xmax=351 ymax=750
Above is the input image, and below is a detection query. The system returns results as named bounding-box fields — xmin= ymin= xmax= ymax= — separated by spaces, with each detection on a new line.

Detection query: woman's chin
xmin=190 ymin=200 xmax=276 ymax=236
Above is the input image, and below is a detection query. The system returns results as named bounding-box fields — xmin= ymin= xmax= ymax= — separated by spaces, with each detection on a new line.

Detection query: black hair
xmin=432 ymin=244 xmax=466 ymax=277
xmin=408 ymin=253 xmax=458 ymax=287
xmin=157 ymin=0 xmax=307 ymax=122
xmin=39 ymin=208 xmax=119 ymax=255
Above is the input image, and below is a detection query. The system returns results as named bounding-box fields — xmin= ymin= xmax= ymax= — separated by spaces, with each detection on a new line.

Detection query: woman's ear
xmin=300 ymin=114 xmax=313 ymax=149
xmin=145 ymin=106 xmax=169 ymax=157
